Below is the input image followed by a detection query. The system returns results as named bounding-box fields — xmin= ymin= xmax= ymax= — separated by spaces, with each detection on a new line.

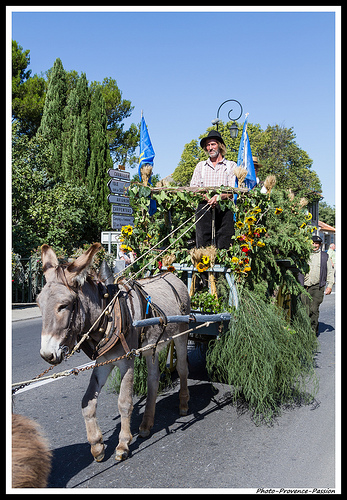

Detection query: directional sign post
xmin=107 ymin=179 xmax=130 ymax=195
xmin=108 ymin=169 xmax=130 ymax=181
xmin=111 ymin=215 xmax=134 ymax=230
xmin=107 ymin=168 xmax=134 ymax=232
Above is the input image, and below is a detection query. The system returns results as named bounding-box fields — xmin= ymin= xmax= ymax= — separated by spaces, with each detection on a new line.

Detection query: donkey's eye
xmin=57 ymin=304 xmax=69 ymax=312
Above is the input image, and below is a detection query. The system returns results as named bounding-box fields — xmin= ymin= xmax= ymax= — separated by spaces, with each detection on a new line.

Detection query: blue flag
xmin=138 ymin=115 xmax=155 ymax=183
xmin=236 ymin=115 xmax=257 ymax=190
xmin=138 ymin=114 xmax=157 ymax=215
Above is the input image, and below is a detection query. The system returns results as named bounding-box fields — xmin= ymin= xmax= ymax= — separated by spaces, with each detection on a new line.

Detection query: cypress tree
xmin=62 ymin=73 xmax=90 ymax=182
xmin=88 ymin=87 xmax=112 ymax=214
xmin=36 ymin=58 xmax=67 ymax=180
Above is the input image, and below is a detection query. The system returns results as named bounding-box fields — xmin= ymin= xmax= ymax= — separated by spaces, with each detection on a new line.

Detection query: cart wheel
xmin=166 ymin=340 xmax=177 ymax=372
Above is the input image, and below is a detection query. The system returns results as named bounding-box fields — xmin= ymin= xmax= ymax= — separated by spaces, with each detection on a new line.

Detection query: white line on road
xmin=14 ymin=361 xmax=96 ymax=394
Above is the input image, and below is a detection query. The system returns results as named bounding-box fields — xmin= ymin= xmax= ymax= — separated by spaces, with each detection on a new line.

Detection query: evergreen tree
xmin=62 ymin=73 xmax=90 ymax=182
xmin=88 ymin=87 xmax=113 ymax=214
xmin=37 ymin=58 xmax=67 ymax=180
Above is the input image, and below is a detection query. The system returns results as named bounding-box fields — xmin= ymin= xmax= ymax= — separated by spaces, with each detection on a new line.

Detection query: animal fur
xmin=12 ymin=414 xmax=52 ymax=488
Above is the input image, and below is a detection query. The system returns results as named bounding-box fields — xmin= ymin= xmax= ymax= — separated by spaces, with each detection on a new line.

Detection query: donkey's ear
xmin=66 ymin=243 xmax=102 ymax=285
xmin=41 ymin=244 xmax=59 ymax=277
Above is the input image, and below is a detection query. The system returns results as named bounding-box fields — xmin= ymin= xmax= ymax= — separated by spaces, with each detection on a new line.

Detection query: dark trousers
xmin=195 ymin=202 xmax=234 ymax=249
xmin=301 ymin=284 xmax=325 ymax=335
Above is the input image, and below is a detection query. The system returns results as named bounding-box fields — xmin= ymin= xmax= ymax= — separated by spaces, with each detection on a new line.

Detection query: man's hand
xmin=207 ymin=194 xmax=219 ymax=207
xmin=325 ymin=287 xmax=332 ymax=295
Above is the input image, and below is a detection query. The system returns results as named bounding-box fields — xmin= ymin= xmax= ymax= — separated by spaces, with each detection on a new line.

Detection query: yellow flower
xmin=300 ymin=222 xmax=306 ymax=229
xmin=256 ymin=241 xmax=265 ymax=247
xmin=274 ymin=208 xmax=283 ymax=215
xmin=305 ymin=212 xmax=312 ymax=221
xmin=251 ymin=206 xmax=261 ymax=214
xmin=257 ymin=227 xmax=267 ymax=233
xmin=201 ymin=255 xmax=210 ymax=265
xmin=231 ymin=256 xmax=239 ymax=264
xmin=167 ymin=265 xmax=176 ymax=273
xmin=245 ymin=216 xmax=257 ymax=225
xmin=196 ymin=262 xmax=208 ymax=272
xmin=244 ymin=265 xmax=251 ymax=272
xmin=121 ymin=224 xmax=133 ymax=236
xmin=235 ymin=220 xmax=244 ymax=229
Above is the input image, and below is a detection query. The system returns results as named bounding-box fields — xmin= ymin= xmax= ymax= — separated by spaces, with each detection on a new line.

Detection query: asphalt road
xmin=11 ymin=290 xmax=337 ymax=491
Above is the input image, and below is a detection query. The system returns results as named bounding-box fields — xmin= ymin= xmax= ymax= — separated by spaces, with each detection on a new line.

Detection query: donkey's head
xmin=38 ymin=243 xmax=102 ymax=365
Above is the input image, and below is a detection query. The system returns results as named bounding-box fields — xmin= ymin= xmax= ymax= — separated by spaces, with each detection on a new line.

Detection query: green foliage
xmin=107 ymin=346 xmax=172 ymax=396
xmin=12 ymin=40 xmax=46 ymax=137
xmin=206 ymin=288 xmax=319 ymax=424
xmin=11 ymin=123 xmax=108 ymax=256
xmin=90 ymin=77 xmax=140 ymax=167
xmin=36 ymin=58 xmax=67 ymax=180
xmin=319 ymin=201 xmax=335 ymax=227
xmin=87 ymin=87 xmax=113 ymax=214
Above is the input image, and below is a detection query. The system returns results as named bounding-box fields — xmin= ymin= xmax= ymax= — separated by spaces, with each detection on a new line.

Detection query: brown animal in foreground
xmin=12 ymin=413 xmax=52 ymax=488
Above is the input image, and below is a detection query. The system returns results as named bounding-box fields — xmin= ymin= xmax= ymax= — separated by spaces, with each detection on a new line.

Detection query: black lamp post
xmin=212 ymin=99 xmax=243 ymax=139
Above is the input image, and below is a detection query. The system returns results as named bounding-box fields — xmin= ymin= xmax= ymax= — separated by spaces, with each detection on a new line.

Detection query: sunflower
xmin=256 ymin=241 xmax=265 ymax=247
xmin=244 ymin=265 xmax=251 ymax=272
xmin=121 ymin=224 xmax=133 ymax=236
xmin=274 ymin=208 xmax=283 ymax=215
xmin=235 ymin=220 xmax=244 ymax=229
xmin=201 ymin=255 xmax=210 ymax=266
xmin=167 ymin=265 xmax=176 ymax=273
xmin=251 ymin=206 xmax=261 ymax=214
xmin=245 ymin=216 xmax=257 ymax=225
xmin=231 ymin=256 xmax=239 ymax=264
xmin=196 ymin=262 xmax=208 ymax=272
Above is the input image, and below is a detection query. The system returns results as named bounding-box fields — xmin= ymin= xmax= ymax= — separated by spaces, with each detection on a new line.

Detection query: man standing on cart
xmin=190 ymin=130 xmax=237 ymax=249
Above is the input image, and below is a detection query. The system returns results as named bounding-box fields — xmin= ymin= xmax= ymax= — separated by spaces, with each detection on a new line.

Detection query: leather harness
xmin=77 ymin=273 xmax=184 ymax=361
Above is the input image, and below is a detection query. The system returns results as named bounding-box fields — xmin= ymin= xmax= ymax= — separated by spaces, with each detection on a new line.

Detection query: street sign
xmin=111 ymin=205 xmax=133 ymax=215
xmin=107 ymin=194 xmax=131 ymax=205
xmin=107 ymin=179 xmax=130 ymax=195
xmin=108 ymin=169 xmax=131 ymax=181
xmin=101 ymin=231 xmax=122 ymax=244
xmin=111 ymin=214 xmax=134 ymax=230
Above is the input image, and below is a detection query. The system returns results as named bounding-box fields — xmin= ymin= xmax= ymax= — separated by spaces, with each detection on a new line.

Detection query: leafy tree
xmin=36 ymin=58 xmax=67 ymax=180
xmin=12 ymin=40 xmax=46 ymax=137
xmin=319 ymin=201 xmax=335 ymax=227
xmin=90 ymin=77 xmax=140 ymax=166
xmin=12 ymin=123 xmax=107 ymax=256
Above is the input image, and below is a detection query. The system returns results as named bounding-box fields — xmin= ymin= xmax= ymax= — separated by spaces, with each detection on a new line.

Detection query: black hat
xmin=200 ymin=130 xmax=226 ymax=149
xmin=312 ymin=235 xmax=323 ymax=243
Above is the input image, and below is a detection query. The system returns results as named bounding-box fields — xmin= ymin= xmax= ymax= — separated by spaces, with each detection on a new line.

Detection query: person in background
xmin=301 ymin=235 xmax=335 ymax=336
xmin=190 ymin=130 xmax=236 ymax=249
xmin=327 ymin=242 xmax=336 ymax=279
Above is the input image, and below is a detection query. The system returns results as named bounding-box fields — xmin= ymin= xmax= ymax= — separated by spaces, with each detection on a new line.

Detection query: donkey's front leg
xmin=82 ymin=364 xmax=113 ymax=462
xmin=115 ymin=359 xmax=134 ymax=461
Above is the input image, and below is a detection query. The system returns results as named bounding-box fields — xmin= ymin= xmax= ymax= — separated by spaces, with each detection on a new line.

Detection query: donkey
xmin=37 ymin=243 xmax=190 ymax=462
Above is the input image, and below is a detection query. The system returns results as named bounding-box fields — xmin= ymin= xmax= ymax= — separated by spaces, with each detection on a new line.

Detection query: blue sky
xmin=10 ymin=7 xmax=339 ymax=206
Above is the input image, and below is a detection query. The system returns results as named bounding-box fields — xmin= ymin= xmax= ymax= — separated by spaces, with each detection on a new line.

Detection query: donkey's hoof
xmin=92 ymin=443 xmax=105 ymax=462
xmin=179 ymin=406 xmax=189 ymax=416
xmin=139 ymin=427 xmax=151 ymax=438
xmin=115 ymin=448 xmax=129 ymax=461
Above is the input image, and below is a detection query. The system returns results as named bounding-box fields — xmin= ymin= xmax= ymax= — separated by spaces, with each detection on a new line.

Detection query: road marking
xmin=14 ymin=361 xmax=95 ymax=394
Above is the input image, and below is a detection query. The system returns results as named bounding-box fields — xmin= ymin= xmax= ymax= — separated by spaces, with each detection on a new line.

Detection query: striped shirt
xmin=190 ymin=158 xmax=237 ymax=188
